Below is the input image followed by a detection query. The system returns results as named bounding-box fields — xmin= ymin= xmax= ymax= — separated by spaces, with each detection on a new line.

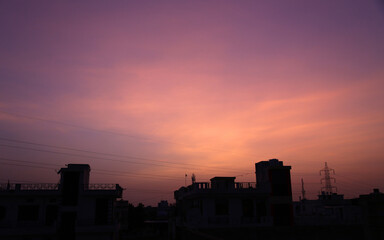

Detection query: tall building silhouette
xmin=255 ymin=159 xmax=293 ymax=226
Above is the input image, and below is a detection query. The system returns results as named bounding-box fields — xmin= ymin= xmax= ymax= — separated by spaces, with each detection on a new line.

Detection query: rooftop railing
xmin=87 ymin=183 xmax=120 ymax=190
xmin=235 ymin=182 xmax=257 ymax=189
xmin=0 ymin=183 xmax=14 ymax=191
xmin=191 ymin=182 xmax=256 ymax=190
xmin=0 ymin=183 xmax=121 ymax=191
xmin=20 ymin=183 xmax=59 ymax=190
xmin=85 ymin=184 xmax=123 ymax=198
xmin=0 ymin=183 xmax=59 ymax=191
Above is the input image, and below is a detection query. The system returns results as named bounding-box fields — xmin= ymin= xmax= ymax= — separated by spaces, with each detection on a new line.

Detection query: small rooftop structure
xmin=210 ymin=177 xmax=236 ymax=189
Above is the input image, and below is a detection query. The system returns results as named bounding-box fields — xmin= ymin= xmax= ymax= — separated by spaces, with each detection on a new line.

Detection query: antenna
xmin=320 ymin=162 xmax=337 ymax=194
xmin=301 ymin=178 xmax=306 ymax=200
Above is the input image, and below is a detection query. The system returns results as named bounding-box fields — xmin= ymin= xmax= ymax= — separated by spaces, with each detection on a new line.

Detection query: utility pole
xmin=185 ymin=173 xmax=187 ymax=186
xmin=191 ymin=173 xmax=196 ymax=184
xmin=301 ymin=178 xmax=306 ymax=200
xmin=320 ymin=162 xmax=337 ymax=194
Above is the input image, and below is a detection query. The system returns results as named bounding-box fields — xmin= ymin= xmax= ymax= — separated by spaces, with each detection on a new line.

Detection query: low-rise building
xmin=0 ymin=164 xmax=122 ymax=240
xmin=293 ymin=192 xmax=362 ymax=226
xmin=173 ymin=159 xmax=293 ymax=229
xmin=358 ymin=189 xmax=384 ymax=240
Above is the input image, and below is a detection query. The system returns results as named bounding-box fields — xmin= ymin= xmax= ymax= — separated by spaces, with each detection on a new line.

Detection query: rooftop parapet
xmin=174 ymin=181 xmax=258 ymax=199
xmin=0 ymin=182 xmax=122 ymax=197
xmin=0 ymin=183 xmax=59 ymax=191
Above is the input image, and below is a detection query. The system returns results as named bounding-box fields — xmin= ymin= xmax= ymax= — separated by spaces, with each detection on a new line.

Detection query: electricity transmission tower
xmin=320 ymin=162 xmax=337 ymax=194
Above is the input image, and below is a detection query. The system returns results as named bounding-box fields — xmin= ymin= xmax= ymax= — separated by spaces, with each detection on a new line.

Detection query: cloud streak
xmin=0 ymin=0 xmax=383 ymax=204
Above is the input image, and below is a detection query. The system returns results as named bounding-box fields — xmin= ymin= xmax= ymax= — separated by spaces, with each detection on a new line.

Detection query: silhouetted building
xmin=294 ymin=192 xmax=362 ymax=226
xmin=291 ymin=188 xmax=384 ymax=240
xmin=172 ymin=159 xmax=293 ymax=239
xmin=0 ymin=164 xmax=122 ymax=240
xmin=255 ymin=159 xmax=293 ymax=226
xmin=157 ymin=200 xmax=170 ymax=219
xmin=115 ymin=200 xmax=168 ymax=240
xmin=358 ymin=189 xmax=384 ymax=240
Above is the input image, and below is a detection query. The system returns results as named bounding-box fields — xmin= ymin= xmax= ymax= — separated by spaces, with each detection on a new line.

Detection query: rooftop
xmin=0 ymin=182 xmax=123 ymax=197
xmin=174 ymin=181 xmax=261 ymax=200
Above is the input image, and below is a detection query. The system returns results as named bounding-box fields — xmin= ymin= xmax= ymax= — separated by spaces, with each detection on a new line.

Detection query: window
xmin=215 ymin=199 xmax=228 ymax=216
xmin=45 ymin=205 xmax=58 ymax=226
xmin=242 ymin=199 xmax=254 ymax=217
xmin=256 ymin=201 xmax=267 ymax=223
xmin=18 ymin=205 xmax=39 ymax=221
xmin=272 ymin=204 xmax=292 ymax=226
xmin=62 ymin=172 xmax=80 ymax=206
xmin=59 ymin=212 xmax=76 ymax=240
xmin=95 ymin=198 xmax=109 ymax=225
xmin=0 ymin=206 xmax=5 ymax=221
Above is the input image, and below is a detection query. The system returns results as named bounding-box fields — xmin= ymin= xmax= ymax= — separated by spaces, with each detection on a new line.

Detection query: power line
xmin=0 ymin=110 xmax=151 ymax=141
xmin=0 ymin=156 xmax=212 ymax=182
xmin=0 ymin=157 xmax=62 ymax=168
xmin=91 ymin=170 xmax=183 ymax=181
xmin=0 ymin=178 xmax=37 ymax=183
xmin=0 ymin=161 xmax=56 ymax=171
xmin=336 ymin=174 xmax=377 ymax=189
xmin=0 ymin=144 xmax=200 ymax=170
xmin=0 ymin=157 xmax=182 ymax=181
xmin=0 ymin=137 xmax=200 ymax=168
xmin=0 ymin=161 xmax=178 ymax=196
xmin=0 ymin=138 xmax=247 ymax=173
xmin=0 ymin=110 xmax=258 ymax=157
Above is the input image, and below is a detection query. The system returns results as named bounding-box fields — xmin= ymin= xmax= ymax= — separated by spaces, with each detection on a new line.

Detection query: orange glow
xmin=0 ymin=1 xmax=383 ymax=205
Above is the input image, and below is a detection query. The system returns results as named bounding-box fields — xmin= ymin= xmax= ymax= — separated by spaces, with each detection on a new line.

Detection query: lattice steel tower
xmin=320 ymin=162 xmax=337 ymax=194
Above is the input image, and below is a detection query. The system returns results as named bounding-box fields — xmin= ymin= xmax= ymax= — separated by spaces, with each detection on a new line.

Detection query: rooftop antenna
xmin=301 ymin=178 xmax=306 ymax=200
xmin=320 ymin=162 xmax=337 ymax=194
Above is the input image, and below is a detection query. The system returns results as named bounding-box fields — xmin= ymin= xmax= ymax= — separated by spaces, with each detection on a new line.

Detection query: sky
xmin=0 ymin=0 xmax=384 ymax=206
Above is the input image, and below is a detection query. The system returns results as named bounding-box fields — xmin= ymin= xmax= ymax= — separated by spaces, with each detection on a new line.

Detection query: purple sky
xmin=1 ymin=0 xmax=384 ymax=205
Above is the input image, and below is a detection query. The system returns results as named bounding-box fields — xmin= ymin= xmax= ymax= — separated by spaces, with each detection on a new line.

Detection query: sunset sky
xmin=1 ymin=0 xmax=384 ymax=205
